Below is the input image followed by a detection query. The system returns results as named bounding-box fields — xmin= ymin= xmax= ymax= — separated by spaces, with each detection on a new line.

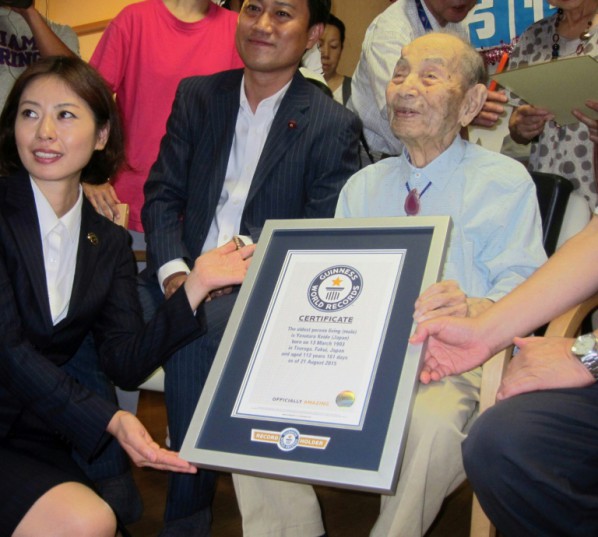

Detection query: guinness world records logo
xmin=308 ymin=265 xmax=363 ymax=312
xmin=278 ymin=428 xmax=300 ymax=451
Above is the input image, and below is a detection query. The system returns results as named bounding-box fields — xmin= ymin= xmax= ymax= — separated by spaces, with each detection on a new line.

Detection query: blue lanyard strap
xmin=415 ymin=0 xmax=434 ymax=32
xmin=406 ymin=181 xmax=432 ymax=197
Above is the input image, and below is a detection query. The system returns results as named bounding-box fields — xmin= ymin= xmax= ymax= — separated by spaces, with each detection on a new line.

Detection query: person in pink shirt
xmin=87 ymin=0 xmax=243 ymax=236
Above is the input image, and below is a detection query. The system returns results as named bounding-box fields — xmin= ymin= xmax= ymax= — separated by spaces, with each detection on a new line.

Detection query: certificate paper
xmin=492 ymin=55 xmax=598 ymax=126
xmin=233 ymin=250 xmax=405 ymax=428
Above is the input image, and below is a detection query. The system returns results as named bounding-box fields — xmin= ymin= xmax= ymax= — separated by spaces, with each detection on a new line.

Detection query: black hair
xmin=308 ymin=0 xmax=330 ymax=26
xmin=0 ymin=56 xmax=125 ymax=184
xmin=326 ymin=13 xmax=345 ymax=46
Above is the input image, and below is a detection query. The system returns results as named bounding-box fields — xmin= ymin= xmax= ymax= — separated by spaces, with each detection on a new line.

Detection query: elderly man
xmin=238 ymin=32 xmax=547 ymax=537
xmin=141 ymin=0 xmax=361 ymax=534
xmin=349 ymin=0 xmax=505 ymax=158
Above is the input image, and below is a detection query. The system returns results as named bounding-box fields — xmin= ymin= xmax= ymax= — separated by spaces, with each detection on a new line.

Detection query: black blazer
xmin=142 ymin=68 xmax=362 ymax=276
xmin=0 ymin=171 xmax=203 ymax=460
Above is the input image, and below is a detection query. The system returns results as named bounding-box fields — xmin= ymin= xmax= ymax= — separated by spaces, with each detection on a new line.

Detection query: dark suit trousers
xmin=463 ymin=384 xmax=598 ymax=536
xmin=137 ymin=276 xmax=238 ymax=522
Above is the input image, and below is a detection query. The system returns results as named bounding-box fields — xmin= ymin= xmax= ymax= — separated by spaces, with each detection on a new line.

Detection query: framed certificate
xmin=181 ymin=216 xmax=451 ymax=493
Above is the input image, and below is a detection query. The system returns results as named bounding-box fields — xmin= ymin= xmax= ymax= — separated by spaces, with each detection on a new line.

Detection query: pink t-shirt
xmin=90 ymin=0 xmax=243 ymax=231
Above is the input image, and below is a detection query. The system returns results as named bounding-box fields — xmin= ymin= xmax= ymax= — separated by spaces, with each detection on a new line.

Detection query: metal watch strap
xmin=573 ymin=333 xmax=598 ymax=379
xmin=581 ymin=351 xmax=598 ymax=379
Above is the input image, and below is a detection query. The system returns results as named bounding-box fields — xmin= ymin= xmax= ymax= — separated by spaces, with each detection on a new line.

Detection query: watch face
xmin=573 ymin=334 xmax=596 ymax=355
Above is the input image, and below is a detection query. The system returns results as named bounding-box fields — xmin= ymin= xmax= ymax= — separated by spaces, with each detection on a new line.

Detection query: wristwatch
xmin=571 ymin=333 xmax=598 ymax=379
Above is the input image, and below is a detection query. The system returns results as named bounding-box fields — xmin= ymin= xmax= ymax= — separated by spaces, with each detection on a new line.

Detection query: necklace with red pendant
xmin=404 ymin=181 xmax=432 ymax=216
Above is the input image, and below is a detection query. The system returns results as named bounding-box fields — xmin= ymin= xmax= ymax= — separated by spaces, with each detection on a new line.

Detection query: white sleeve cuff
xmin=158 ymin=259 xmax=190 ymax=294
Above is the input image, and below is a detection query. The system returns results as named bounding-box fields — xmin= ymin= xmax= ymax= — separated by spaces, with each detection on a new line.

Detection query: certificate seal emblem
xmin=308 ymin=265 xmax=363 ymax=312
xmin=278 ymin=428 xmax=300 ymax=452
xmin=336 ymin=390 xmax=355 ymax=408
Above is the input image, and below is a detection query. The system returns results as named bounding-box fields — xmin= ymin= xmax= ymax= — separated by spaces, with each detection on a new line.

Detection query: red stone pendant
xmin=404 ymin=188 xmax=421 ymax=216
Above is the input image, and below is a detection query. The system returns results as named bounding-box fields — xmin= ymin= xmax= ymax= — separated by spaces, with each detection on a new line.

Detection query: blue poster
xmin=467 ymin=0 xmax=557 ymax=49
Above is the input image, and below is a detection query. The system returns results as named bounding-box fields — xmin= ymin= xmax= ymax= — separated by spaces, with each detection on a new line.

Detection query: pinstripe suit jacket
xmin=142 ymin=68 xmax=361 ymax=275
xmin=0 ymin=171 xmax=204 ymax=460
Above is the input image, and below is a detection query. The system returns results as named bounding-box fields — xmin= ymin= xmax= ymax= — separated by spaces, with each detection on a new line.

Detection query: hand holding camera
xmin=0 ymin=0 xmax=33 ymax=8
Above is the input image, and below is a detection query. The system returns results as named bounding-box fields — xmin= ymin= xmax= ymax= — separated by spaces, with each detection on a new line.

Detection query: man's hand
xmin=184 ymin=241 xmax=255 ymax=309
xmin=107 ymin=411 xmax=197 ymax=473
xmin=82 ymin=182 xmax=121 ymax=220
xmin=572 ymin=99 xmax=598 ymax=144
xmin=413 ymin=280 xmax=492 ymax=322
xmin=509 ymin=104 xmax=554 ymax=144
xmin=471 ymin=90 xmax=507 ymax=128
xmin=411 ymin=316 xmax=493 ymax=384
xmin=497 ymin=336 xmax=595 ymax=400
xmin=164 ymin=272 xmax=188 ymax=300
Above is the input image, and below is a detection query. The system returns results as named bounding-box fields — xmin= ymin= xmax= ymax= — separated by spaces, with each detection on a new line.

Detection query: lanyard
xmin=414 ymin=0 xmax=433 ymax=31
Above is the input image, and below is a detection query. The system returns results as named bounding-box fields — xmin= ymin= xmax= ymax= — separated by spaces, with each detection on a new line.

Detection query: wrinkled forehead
xmin=395 ymin=37 xmax=463 ymax=74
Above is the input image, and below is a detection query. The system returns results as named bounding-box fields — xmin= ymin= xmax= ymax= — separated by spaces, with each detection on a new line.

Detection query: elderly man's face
xmin=386 ymin=34 xmax=469 ymax=152
xmin=424 ymin=0 xmax=477 ymax=26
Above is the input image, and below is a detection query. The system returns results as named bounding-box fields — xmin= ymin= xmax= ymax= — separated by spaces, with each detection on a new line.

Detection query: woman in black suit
xmin=0 ymin=56 xmax=254 ymax=537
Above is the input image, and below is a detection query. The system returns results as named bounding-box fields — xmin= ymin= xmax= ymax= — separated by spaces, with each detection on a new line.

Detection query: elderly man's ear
xmin=459 ymin=84 xmax=488 ymax=127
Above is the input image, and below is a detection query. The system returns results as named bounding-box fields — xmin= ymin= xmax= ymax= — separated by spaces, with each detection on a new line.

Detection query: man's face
xmin=319 ymin=23 xmax=343 ymax=80
xmin=236 ymin=0 xmax=321 ymax=75
xmin=386 ymin=34 xmax=468 ymax=152
xmin=423 ymin=0 xmax=477 ymax=26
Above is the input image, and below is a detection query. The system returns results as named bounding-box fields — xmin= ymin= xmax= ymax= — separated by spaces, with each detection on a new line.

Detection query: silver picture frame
xmin=181 ymin=216 xmax=451 ymax=493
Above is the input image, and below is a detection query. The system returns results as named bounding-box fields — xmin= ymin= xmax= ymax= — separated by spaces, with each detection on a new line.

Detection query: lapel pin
xmin=287 ymin=120 xmax=297 ymax=129
xmin=87 ymin=232 xmax=99 ymax=246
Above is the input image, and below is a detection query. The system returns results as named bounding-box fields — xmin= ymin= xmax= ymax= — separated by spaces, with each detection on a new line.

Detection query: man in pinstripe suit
xmin=141 ymin=0 xmax=361 ymax=534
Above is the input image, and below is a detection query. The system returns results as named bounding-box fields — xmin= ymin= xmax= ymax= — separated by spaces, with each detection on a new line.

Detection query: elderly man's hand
xmin=497 ymin=336 xmax=595 ymax=399
xmin=572 ymin=99 xmax=598 ymax=144
xmin=471 ymin=90 xmax=507 ymax=128
xmin=413 ymin=280 xmax=493 ymax=322
xmin=509 ymin=104 xmax=554 ymax=144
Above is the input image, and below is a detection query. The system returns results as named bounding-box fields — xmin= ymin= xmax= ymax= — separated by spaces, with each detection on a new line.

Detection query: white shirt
xmin=31 ymin=178 xmax=82 ymax=325
xmin=302 ymin=45 xmax=324 ymax=76
xmin=348 ymin=0 xmax=468 ymax=155
xmin=158 ymin=76 xmax=291 ymax=291
xmin=335 ymin=137 xmax=547 ymax=301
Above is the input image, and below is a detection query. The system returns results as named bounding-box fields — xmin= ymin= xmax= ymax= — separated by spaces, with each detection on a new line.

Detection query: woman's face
xmin=319 ymin=24 xmax=343 ymax=80
xmin=15 ymin=75 xmax=108 ymax=188
xmin=548 ymin=0 xmax=595 ymax=11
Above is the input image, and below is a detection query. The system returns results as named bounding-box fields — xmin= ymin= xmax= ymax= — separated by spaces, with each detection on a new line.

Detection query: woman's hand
xmin=572 ymin=99 xmax=598 ymax=144
xmin=509 ymin=104 xmax=553 ymax=144
xmin=107 ymin=410 xmax=197 ymax=473
xmin=82 ymin=182 xmax=121 ymax=221
xmin=411 ymin=315 xmax=493 ymax=384
xmin=184 ymin=240 xmax=255 ymax=309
